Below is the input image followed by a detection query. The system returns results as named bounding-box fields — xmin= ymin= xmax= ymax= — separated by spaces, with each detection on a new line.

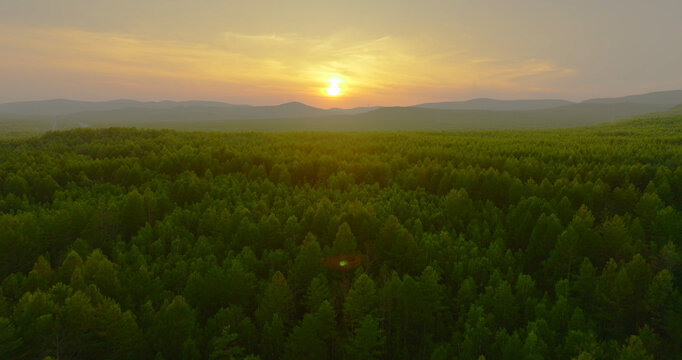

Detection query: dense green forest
xmin=0 ymin=116 xmax=681 ymax=359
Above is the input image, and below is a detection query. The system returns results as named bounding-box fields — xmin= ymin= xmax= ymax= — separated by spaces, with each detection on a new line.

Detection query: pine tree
xmin=332 ymin=222 xmax=357 ymax=254
xmin=345 ymin=315 xmax=385 ymax=360
xmin=255 ymin=272 xmax=294 ymax=327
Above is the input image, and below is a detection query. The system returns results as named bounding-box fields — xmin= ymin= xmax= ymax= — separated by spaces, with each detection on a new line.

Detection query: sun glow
xmin=325 ymin=78 xmax=342 ymax=96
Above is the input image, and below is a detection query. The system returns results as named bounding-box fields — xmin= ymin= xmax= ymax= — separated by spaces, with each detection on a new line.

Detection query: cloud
xmin=0 ymin=25 xmax=576 ymax=105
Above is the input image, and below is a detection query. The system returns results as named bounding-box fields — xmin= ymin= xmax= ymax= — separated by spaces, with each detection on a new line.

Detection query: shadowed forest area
xmin=0 ymin=116 xmax=681 ymax=359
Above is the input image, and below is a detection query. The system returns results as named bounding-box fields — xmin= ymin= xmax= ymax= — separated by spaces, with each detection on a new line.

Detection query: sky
xmin=1 ymin=0 xmax=681 ymax=108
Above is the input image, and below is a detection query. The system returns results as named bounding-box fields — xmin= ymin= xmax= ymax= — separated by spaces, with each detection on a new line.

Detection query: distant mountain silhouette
xmin=415 ymin=90 xmax=682 ymax=111
xmin=0 ymin=99 xmax=242 ymax=116
xmin=300 ymin=102 xmax=673 ymax=131
xmin=26 ymin=101 xmax=669 ymax=132
xmin=415 ymin=98 xmax=573 ymax=111
xmin=1 ymin=90 xmax=680 ymax=134
xmin=0 ymin=99 xmax=375 ymax=119
xmin=583 ymin=89 xmax=682 ymax=106
xmin=58 ymin=102 xmax=378 ymax=124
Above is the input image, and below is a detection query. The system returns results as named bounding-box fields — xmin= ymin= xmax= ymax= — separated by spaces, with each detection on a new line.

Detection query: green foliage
xmin=0 ymin=116 xmax=680 ymax=358
xmin=285 ymin=300 xmax=336 ymax=360
xmin=343 ymin=274 xmax=378 ymax=331
xmin=332 ymin=222 xmax=357 ymax=254
xmin=345 ymin=315 xmax=386 ymax=360
xmin=255 ymin=272 xmax=294 ymax=327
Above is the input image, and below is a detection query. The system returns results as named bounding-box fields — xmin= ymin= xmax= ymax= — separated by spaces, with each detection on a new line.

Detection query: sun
xmin=326 ymin=83 xmax=341 ymax=96
xmin=325 ymin=78 xmax=342 ymax=97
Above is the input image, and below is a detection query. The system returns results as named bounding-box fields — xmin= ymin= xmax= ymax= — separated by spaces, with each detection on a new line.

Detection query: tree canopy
xmin=0 ymin=116 xmax=680 ymax=359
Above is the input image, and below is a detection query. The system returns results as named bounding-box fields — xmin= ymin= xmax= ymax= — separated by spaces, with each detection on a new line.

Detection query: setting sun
xmin=325 ymin=78 xmax=342 ymax=97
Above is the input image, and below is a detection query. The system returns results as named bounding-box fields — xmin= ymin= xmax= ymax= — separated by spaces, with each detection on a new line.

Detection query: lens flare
xmin=323 ymin=253 xmax=364 ymax=271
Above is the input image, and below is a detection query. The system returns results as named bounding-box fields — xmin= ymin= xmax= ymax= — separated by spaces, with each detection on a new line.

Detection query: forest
xmin=0 ymin=115 xmax=680 ymax=359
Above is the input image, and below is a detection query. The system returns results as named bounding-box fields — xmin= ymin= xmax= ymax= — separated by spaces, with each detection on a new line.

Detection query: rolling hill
xmin=415 ymin=98 xmax=574 ymax=111
xmin=0 ymin=99 xmax=237 ymax=116
xmin=52 ymin=101 xmax=675 ymax=132
xmin=666 ymin=103 xmax=682 ymax=115
xmin=1 ymin=90 xmax=681 ymax=134
xmin=583 ymin=89 xmax=682 ymax=106
xmin=0 ymin=99 xmax=375 ymax=119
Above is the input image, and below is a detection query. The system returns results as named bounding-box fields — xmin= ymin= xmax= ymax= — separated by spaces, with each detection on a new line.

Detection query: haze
xmin=1 ymin=0 xmax=681 ymax=108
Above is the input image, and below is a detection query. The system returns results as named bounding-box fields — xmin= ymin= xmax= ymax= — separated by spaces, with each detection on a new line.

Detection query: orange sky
xmin=1 ymin=1 xmax=681 ymax=107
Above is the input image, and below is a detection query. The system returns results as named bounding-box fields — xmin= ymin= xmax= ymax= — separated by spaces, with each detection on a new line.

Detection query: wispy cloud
xmin=0 ymin=25 xmax=576 ymax=105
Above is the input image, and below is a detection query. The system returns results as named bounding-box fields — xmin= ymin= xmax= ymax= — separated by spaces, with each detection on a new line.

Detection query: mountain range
xmin=414 ymin=98 xmax=574 ymax=111
xmin=0 ymin=99 xmax=378 ymax=118
xmin=1 ymin=90 xmax=681 ymax=133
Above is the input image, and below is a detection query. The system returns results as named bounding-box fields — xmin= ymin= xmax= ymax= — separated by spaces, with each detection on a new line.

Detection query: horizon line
xmin=1 ymin=88 xmax=682 ymax=110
